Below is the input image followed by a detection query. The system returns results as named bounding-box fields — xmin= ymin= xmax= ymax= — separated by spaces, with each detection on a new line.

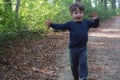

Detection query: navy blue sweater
xmin=50 ymin=18 xmax=99 ymax=48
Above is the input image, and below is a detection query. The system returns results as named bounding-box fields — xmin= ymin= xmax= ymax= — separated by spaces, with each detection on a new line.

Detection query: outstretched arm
xmin=45 ymin=20 xmax=69 ymax=30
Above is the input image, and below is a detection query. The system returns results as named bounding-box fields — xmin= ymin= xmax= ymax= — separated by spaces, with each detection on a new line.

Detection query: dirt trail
xmin=56 ymin=16 xmax=120 ymax=80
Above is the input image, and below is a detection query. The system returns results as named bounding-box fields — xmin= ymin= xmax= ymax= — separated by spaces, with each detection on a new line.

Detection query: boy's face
xmin=71 ymin=8 xmax=84 ymax=22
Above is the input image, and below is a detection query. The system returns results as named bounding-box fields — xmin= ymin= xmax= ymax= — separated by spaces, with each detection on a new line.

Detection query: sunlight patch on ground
xmin=89 ymin=41 xmax=104 ymax=45
xmin=102 ymin=29 xmax=120 ymax=32
xmin=89 ymin=33 xmax=120 ymax=38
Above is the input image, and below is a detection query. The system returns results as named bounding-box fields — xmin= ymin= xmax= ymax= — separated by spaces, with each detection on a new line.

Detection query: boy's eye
xmin=79 ymin=11 xmax=83 ymax=14
xmin=74 ymin=11 xmax=83 ymax=14
xmin=75 ymin=12 xmax=78 ymax=14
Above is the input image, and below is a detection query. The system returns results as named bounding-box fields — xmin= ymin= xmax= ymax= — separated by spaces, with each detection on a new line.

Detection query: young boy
xmin=46 ymin=3 xmax=99 ymax=80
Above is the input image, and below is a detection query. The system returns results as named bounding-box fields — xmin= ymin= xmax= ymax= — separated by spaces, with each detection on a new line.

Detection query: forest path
xmin=56 ymin=16 xmax=120 ymax=80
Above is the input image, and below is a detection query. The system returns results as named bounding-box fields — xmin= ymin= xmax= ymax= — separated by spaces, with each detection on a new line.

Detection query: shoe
xmin=80 ymin=78 xmax=87 ymax=80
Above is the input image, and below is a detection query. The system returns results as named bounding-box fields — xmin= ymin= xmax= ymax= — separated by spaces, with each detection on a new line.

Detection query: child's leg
xmin=78 ymin=47 xmax=88 ymax=79
xmin=69 ymin=48 xmax=79 ymax=80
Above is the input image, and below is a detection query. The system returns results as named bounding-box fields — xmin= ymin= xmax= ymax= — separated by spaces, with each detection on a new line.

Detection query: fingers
xmin=91 ymin=12 xmax=98 ymax=17
xmin=45 ymin=20 xmax=52 ymax=27
xmin=91 ymin=12 xmax=98 ymax=19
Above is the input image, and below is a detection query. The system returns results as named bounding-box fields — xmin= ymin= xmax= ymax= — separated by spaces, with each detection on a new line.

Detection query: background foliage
xmin=0 ymin=0 xmax=120 ymax=44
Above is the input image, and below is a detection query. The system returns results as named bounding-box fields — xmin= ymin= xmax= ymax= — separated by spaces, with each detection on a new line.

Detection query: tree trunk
xmin=104 ymin=0 xmax=107 ymax=10
xmin=111 ymin=0 xmax=117 ymax=14
xmin=15 ymin=0 xmax=20 ymax=19
xmin=3 ymin=0 xmax=14 ymax=28
xmin=75 ymin=0 xmax=81 ymax=3
xmin=112 ymin=0 xmax=116 ymax=9
xmin=118 ymin=0 xmax=120 ymax=8
xmin=101 ymin=0 xmax=104 ymax=3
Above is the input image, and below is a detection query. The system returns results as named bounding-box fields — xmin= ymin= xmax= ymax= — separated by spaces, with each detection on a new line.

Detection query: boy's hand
xmin=46 ymin=20 xmax=52 ymax=27
xmin=91 ymin=12 xmax=98 ymax=19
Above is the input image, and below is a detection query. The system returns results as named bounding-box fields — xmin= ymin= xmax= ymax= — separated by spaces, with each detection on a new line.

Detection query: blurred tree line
xmin=0 ymin=0 xmax=120 ymax=44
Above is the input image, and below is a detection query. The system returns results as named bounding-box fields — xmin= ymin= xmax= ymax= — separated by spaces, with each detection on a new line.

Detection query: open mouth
xmin=76 ymin=17 xmax=81 ymax=19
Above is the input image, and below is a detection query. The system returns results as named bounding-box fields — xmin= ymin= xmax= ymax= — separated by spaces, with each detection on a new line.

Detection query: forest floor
xmin=0 ymin=16 xmax=120 ymax=80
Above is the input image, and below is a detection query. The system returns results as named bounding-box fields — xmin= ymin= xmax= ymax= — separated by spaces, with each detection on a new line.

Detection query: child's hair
xmin=69 ymin=3 xmax=85 ymax=14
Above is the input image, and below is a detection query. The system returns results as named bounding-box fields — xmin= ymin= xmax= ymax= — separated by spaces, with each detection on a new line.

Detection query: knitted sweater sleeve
xmin=49 ymin=21 xmax=70 ymax=30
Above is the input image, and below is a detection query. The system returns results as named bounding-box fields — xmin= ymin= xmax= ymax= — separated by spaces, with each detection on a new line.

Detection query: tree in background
xmin=112 ymin=0 xmax=116 ymax=9
xmin=3 ymin=0 xmax=14 ymax=28
xmin=75 ymin=0 xmax=81 ymax=2
xmin=101 ymin=0 xmax=104 ymax=3
xmin=118 ymin=0 xmax=120 ymax=8
xmin=104 ymin=0 xmax=107 ymax=10
xmin=15 ymin=0 xmax=20 ymax=20
xmin=0 ymin=0 xmax=119 ymax=43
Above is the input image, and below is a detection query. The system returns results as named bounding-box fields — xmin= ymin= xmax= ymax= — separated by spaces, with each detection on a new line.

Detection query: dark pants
xmin=69 ymin=47 xmax=88 ymax=80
